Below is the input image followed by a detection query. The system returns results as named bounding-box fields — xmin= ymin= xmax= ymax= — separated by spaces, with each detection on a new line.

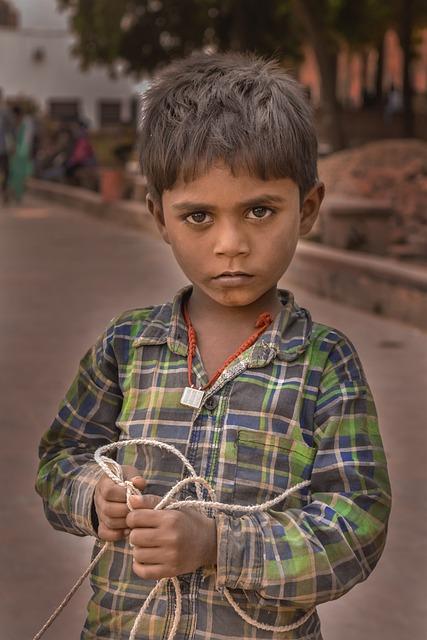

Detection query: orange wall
xmin=298 ymin=28 xmax=427 ymax=106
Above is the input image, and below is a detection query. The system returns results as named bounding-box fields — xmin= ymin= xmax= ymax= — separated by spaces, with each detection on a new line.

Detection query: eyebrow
xmin=171 ymin=194 xmax=287 ymax=211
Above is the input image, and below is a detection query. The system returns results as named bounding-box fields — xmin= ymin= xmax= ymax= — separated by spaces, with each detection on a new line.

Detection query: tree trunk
xmin=292 ymin=0 xmax=346 ymax=150
xmin=375 ymin=35 xmax=385 ymax=105
xmin=228 ymin=0 xmax=246 ymax=51
xmin=360 ymin=49 xmax=371 ymax=107
xmin=399 ymin=0 xmax=414 ymax=137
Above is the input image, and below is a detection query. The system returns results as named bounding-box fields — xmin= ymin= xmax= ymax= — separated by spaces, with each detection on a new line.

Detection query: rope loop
xmin=33 ymin=437 xmax=315 ymax=640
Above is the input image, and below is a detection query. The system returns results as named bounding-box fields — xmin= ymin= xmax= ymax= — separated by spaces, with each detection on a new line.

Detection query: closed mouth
xmin=214 ymin=271 xmax=253 ymax=278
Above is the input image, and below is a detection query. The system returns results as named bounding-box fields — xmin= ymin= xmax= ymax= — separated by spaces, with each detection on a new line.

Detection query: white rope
xmin=33 ymin=438 xmax=314 ymax=639
xmin=32 ymin=542 xmax=108 ymax=640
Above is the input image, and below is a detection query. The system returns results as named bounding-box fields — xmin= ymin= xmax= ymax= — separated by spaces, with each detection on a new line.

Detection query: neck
xmin=187 ymin=285 xmax=283 ymax=328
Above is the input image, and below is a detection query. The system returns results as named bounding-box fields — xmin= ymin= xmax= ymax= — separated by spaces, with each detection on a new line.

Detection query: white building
xmin=0 ymin=0 xmax=140 ymax=129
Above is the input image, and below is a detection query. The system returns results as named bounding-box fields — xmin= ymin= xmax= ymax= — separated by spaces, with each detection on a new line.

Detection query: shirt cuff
xmin=215 ymin=512 xmax=264 ymax=592
xmin=70 ymin=462 xmax=105 ymax=536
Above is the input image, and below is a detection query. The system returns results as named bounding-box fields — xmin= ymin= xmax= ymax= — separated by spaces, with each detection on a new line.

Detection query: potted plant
xmin=94 ymin=130 xmax=133 ymax=203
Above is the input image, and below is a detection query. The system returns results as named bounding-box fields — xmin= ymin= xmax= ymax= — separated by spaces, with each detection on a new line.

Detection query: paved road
xmin=1 ymin=196 xmax=426 ymax=640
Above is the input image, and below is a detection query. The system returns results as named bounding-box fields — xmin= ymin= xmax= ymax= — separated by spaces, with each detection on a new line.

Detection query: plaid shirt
xmin=36 ymin=286 xmax=391 ymax=640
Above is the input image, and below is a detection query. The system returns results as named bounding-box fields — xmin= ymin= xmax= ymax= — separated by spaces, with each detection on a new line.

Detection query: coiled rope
xmin=33 ymin=438 xmax=315 ymax=640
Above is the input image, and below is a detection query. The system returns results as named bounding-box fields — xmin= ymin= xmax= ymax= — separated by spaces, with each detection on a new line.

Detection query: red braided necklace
xmin=180 ymin=301 xmax=273 ymax=408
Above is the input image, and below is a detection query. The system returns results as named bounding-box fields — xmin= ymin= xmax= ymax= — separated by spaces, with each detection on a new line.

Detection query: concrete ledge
xmin=28 ymin=179 xmax=427 ymax=331
xmin=27 ymin=178 xmax=157 ymax=234
xmin=321 ymin=195 xmax=393 ymax=255
xmin=288 ymin=240 xmax=427 ymax=331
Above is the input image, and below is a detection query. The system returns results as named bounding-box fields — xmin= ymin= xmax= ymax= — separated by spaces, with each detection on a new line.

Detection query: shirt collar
xmin=133 ymin=284 xmax=312 ymax=363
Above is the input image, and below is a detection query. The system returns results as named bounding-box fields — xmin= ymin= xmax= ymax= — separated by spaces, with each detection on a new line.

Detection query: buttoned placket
xmin=167 ymin=338 xmax=277 ymax=639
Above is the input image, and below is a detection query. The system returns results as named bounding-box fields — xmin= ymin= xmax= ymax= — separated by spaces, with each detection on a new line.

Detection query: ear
xmin=299 ymin=182 xmax=325 ymax=237
xmin=146 ymin=193 xmax=170 ymax=245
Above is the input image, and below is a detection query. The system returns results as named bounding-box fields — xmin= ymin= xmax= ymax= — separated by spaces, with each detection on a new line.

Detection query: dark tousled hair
xmin=139 ymin=51 xmax=318 ymax=203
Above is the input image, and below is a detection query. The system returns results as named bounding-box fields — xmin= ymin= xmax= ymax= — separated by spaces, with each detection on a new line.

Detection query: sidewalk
xmin=1 ymin=196 xmax=425 ymax=639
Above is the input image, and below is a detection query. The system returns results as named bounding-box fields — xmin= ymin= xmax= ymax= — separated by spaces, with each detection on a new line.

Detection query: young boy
xmin=36 ymin=52 xmax=391 ymax=640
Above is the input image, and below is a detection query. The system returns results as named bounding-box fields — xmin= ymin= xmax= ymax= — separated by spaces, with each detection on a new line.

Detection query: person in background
xmin=36 ymin=125 xmax=74 ymax=183
xmin=65 ymin=119 xmax=97 ymax=184
xmin=8 ymin=105 xmax=35 ymax=204
xmin=0 ymin=88 xmax=15 ymax=205
xmin=384 ymin=83 xmax=403 ymax=125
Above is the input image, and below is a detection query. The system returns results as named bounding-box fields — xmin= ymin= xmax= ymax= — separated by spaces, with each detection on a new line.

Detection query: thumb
xmin=130 ymin=476 xmax=147 ymax=490
xmin=122 ymin=465 xmax=146 ymax=490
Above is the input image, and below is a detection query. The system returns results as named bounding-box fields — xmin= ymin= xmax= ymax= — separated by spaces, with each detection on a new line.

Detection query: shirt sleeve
xmin=215 ymin=336 xmax=392 ymax=609
xmin=35 ymin=318 xmax=123 ymax=537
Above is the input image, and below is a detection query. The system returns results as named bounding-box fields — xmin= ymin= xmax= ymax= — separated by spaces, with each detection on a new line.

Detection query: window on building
xmin=129 ymin=96 xmax=139 ymax=127
xmin=98 ymin=100 xmax=122 ymax=127
xmin=48 ymin=100 xmax=80 ymax=123
xmin=0 ymin=0 xmax=19 ymax=28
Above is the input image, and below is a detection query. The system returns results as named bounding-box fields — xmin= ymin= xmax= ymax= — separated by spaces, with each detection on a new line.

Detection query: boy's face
xmin=148 ymin=162 xmax=323 ymax=309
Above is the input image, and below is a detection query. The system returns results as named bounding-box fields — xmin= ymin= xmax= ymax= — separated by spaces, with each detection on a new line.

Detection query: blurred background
xmin=0 ymin=1 xmax=426 ymax=639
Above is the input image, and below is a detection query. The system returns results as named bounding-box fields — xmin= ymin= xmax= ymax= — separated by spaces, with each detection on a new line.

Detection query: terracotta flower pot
xmin=100 ymin=168 xmax=124 ymax=202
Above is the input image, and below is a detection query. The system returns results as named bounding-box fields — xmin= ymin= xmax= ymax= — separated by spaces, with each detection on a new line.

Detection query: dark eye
xmin=186 ymin=212 xmax=212 ymax=225
xmin=247 ymin=207 xmax=273 ymax=219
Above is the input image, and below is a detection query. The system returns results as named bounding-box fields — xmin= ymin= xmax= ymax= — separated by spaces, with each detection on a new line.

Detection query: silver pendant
xmin=180 ymin=386 xmax=205 ymax=409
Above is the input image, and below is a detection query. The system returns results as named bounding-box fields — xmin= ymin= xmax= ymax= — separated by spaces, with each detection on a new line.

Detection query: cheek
xmin=266 ymin=220 xmax=299 ymax=265
xmin=168 ymin=234 xmax=205 ymax=274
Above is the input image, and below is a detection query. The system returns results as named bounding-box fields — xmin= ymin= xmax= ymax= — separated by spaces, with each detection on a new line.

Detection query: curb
xmin=287 ymin=241 xmax=427 ymax=331
xmin=28 ymin=178 xmax=157 ymax=235
xmin=28 ymin=178 xmax=427 ymax=331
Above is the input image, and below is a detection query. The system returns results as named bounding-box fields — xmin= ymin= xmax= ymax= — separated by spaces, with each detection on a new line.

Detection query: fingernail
xmin=124 ymin=529 xmax=131 ymax=536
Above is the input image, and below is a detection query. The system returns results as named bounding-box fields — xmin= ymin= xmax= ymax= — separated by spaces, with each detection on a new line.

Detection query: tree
xmin=57 ymin=0 xmax=302 ymax=76
xmin=330 ymin=0 xmax=391 ymax=104
xmin=291 ymin=0 xmax=346 ymax=150
xmin=385 ymin=0 xmax=427 ymax=136
xmin=57 ymin=0 xmax=208 ymax=75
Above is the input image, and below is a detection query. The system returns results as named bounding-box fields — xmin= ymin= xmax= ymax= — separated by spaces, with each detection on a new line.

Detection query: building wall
xmin=0 ymin=26 xmax=136 ymax=128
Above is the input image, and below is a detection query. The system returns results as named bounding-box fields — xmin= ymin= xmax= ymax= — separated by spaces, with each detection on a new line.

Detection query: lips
xmin=214 ymin=271 xmax=252 ymax=278
xmin=212 ymin=272 xmax=254 ymax=287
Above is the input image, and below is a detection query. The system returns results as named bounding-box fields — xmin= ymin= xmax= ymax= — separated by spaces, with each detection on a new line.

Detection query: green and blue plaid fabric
xmin=36 ymin=285 xmax=391 ymax=640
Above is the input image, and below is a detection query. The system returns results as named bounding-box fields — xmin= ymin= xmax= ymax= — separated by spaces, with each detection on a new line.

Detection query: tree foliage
xmin=57 ymin=0 xmax=427 ymax=78
xmin=57 ymin=0 xmax=303 ymax=76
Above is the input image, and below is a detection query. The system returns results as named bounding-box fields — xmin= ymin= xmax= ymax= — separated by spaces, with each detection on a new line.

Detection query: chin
xmin=209 ymin=288 xmax=263 ymax=308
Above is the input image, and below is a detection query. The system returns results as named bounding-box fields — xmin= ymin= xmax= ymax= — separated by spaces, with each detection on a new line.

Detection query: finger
xmin=122 ymin=466 xmax=147 ymax=489
xmin=100 ymin=481 xmax=128 ymax=503
xmin=103 ymin=501 xmax=130 ymax=519
xmin=129 ymin=494 xmax=161 ymax=510
xmin=128 ymin=528 xmax=161 ymax=548
xmin=126 ymin=507 xmax=163 ymax=530
xmin=101 ymin=515 xmax=128 ymax=530
xmin=98 ymin=522 xmax=128 ymax=542
xmin=132 ymin=560 xmax=172 ymax=581
xmin=132 ymin=547 xmax=167 ymax=565
xmin=130 ymin=477 xmax=147 ymax=491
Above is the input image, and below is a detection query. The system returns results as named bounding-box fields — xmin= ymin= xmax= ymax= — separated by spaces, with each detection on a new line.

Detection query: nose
xmin=213 ymin=220 xmax=250 ymax=257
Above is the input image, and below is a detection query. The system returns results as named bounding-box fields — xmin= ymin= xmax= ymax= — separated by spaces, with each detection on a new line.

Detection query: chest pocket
xmin=232 ymin=428 xmax=315 ymax=509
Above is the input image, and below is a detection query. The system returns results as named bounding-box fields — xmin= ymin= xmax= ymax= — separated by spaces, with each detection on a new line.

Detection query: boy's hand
xmin=94 ymin=465 xmax=146 ymax=542
xmin=126 ymin=494 xmax=217 ymax=580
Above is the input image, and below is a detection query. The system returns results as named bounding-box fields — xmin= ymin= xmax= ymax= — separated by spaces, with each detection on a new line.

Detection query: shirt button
xmin=204 ymin=395 xmax=219 ymax=411
xmin=179 ymin=575 xmax=191 ymax=593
